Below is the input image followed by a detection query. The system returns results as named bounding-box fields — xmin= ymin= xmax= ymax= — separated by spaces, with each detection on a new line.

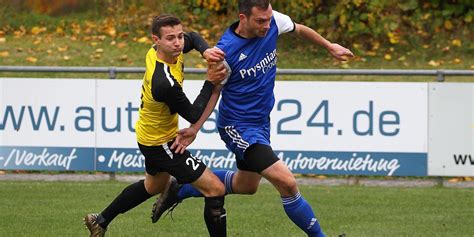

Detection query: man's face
xmin=242 ymin=5 xmax=273 ymax=38
xmin=153 ymin=24 xmax=184 ymax=58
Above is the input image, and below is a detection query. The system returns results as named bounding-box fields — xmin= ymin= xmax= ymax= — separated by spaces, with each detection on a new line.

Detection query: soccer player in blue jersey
xmin=152 ymin=1 xmax=354 ymax=236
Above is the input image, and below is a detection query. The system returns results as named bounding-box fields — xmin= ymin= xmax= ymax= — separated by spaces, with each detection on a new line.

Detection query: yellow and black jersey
xmin=136 ymin=33 xmax=214 ymax=146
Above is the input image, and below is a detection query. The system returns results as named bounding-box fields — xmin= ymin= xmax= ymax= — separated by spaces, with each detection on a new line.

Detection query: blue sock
xmin=282 ymin=192 xmax=325 ymax=237
xmin=177 ymin=170 xmax=235 ymax=200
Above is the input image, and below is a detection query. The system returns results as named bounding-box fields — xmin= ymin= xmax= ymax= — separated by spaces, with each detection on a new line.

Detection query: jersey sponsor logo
xmin=238 ymin=53 xmax=247 ymax=61
xmin=238 ymin=49 xmax=277 ymax=79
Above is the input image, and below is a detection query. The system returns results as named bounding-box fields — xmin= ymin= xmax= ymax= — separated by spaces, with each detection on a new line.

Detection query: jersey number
xmin=186 ymin=156 xmax=201 ymax=170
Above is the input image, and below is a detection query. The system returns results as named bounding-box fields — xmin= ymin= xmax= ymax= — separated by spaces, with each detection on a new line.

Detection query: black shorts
xmin=238 ymin=143 xmax=279 ymax=173
xmin=138 ymin=141 xmax=206 ymax=184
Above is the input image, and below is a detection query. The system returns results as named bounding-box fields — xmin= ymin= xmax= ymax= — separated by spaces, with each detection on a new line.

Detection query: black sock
xmin=204 ymin=196 xmax=227 ymax=237
xmin=98 ymin=180 xmax=152 ymax=229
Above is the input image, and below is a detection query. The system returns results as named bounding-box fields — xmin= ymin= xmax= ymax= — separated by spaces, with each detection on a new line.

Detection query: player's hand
xmin=328 ymin=43 xmax=354 ymax=61
xmin=207 ymin=61 xmax=229 ymax=85
xmin=171 ymin=127 xmax=198 ymax=154
xmin=203 ymin=47 xmax=225 ymax=63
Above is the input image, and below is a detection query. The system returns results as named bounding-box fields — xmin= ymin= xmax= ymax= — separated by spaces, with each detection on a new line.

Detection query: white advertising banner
xmin=429 ymin=83 xmax=474 ymax=176
xmin=0 ymin=78 xmax=429 ymax=176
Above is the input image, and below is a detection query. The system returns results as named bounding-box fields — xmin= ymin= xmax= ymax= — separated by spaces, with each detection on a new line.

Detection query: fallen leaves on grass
xmin=451 ymin=39 xmax=462 ymax=47
xmin=26 ymin=57 xmax=38 ymax=63
xmin=136 ymin=36 xmax=149 ymax=43
xmin=428 ymin=60 xmax=441 ymax=67
xmin=31 ymin=26 xmax=47 ymax=35
xmin=0 ymin=51 xmax=9 ymax=57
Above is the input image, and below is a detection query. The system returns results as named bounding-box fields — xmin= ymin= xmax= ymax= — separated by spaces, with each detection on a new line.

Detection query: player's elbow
xmin=186 ymin=111 xmax=201 ymax=124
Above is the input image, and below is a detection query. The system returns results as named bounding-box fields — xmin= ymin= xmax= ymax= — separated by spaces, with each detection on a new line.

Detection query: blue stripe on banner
xmin=190 ymin=149 xmax=428 ymax=177
xmin=0 ymin=146 xmax=427 ymax=176
xmin=0 ymin=146 xmax=94 ymax=171
xmin=95 ymin=148 xmax=145 ymax=172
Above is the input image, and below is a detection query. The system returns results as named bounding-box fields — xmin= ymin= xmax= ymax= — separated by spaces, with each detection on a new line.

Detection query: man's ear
xmin=151 ymin=34 xmax=159 ymax=43
xmin=238 ymin=13 xmax=247 ymax=23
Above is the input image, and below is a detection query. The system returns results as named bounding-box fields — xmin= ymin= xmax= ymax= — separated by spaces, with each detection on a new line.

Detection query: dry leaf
xmin=398 ymin=56 xmax=406 ymax=61
xmin=384 ymin=54 xmax=392 ymax=60
xmin=0 ymin=37 xmax=6 ymax=43
xmin=63 ymin=56 xmax=70 ymax=60
xmin=365 ymin=51 xmax=377 ymax=56
xmin=341 ymin=63 xmax=350 ymax=68
xmin=31 ymin=26 xmax=47 ymax=35
xmin=444 ymin=20 xmax=453 ymax=30
xmin=56 ymin=27 xmax=64 ymax=35
xmin=137 ymin=36 xmax=149 ymax=43
xmin=116 ymin=42 xmax=127 ymax=48
xmin=90 ymin=42 xmax=98 ymax=46
xmin=0 ymin=51 xmax=9 ymax=57
xmin=57 ymin=46 xmax=68 ymax=52
xmin=428 ymin=60 xmax=440 ymax=67
xmin=119 ymin=55 xmax=128 ymax=61
xmin=453 ymin=58 xmax=461 ymax=64
xmin=47 ymin=49 xmax=52 ymax=54
xmin=106 ymin=27 xmax=117 ymax=37
xmin=96 ymin=48 xmax=104 ymax=53
xmin=26 ymin=57 xmax=38 ymax=63
xmin=448 ymin=178 xmax=459 ymax=183
xmin=387 ymin=32 xmax=399 ymax=44
xmin=451 ymin=39 xmax=462 ymax=47
xmin=422 ymin=44 xmax=430 ymax=49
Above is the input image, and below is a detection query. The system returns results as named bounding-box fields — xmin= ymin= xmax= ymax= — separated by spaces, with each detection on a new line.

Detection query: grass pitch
xmin=0 ymin=180 xmax=473 ymax=236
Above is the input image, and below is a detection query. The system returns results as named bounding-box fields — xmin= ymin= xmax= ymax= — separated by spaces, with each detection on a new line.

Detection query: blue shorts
xmin=218 ymin=125 xmax=270 ymax=160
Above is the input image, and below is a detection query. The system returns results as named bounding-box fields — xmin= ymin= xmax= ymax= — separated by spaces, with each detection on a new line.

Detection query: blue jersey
xmin=216 ymin=10 xmax=295 ymax=128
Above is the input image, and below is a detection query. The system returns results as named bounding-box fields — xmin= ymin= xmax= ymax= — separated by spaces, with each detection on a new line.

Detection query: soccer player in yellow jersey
xmin=84 ymin=14 xmax=228 ymax=237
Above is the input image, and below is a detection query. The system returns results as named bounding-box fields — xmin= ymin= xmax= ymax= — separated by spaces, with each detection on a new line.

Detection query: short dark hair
xmin=238 ymin=0 xmax=270 ymax=16
xmin=151 ymin=14 xmax=181 ymax=38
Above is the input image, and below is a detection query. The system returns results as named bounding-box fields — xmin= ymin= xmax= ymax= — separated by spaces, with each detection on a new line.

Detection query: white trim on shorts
xmin=224 ymin=126 xmax=250 ymax=150
xmin=162 ymin=143 xmax=174 ymax=159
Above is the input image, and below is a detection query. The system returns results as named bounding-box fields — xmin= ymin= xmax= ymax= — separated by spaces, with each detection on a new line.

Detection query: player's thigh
xmin=232 ymin=170 xmax=262 ymax=194
xmin=261 ymin=160 xmax=298 ymax=196
xmin=191 ymin=168 xmax=225 ymax=197
xmin=144 ymin=171 xmax=170 ymax=195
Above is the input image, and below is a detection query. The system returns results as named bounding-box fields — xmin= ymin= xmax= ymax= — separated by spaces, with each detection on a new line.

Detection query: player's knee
xmin=276 ymin=177 xmax=298 ymax=196
xmin=242 ymin=183 xmax=259 ymax=194
xmin=144 ymin=179 xmax=165 ymax=195
xmin=202 ymin=181 xmax=225 ymax=197
xmin=144 ymin=183 xmax=162 ymax=195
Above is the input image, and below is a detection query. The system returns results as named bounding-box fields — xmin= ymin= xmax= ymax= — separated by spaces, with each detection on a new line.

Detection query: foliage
xmin=185 ymin=0 xmax=472 ymax=51
xmin=0 ymin=0 xmax=472 ymax=70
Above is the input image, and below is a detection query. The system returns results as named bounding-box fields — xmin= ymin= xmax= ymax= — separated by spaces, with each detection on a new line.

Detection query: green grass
xmin=0 ymin=180 xmax=473 ymax=236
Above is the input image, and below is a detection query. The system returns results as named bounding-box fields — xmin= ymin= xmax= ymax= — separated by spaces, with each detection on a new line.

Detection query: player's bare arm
xmin=203 ymin=47 xmax=226 ymax=63
xmin=294 ymin=23 xmax=354 ymax=61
